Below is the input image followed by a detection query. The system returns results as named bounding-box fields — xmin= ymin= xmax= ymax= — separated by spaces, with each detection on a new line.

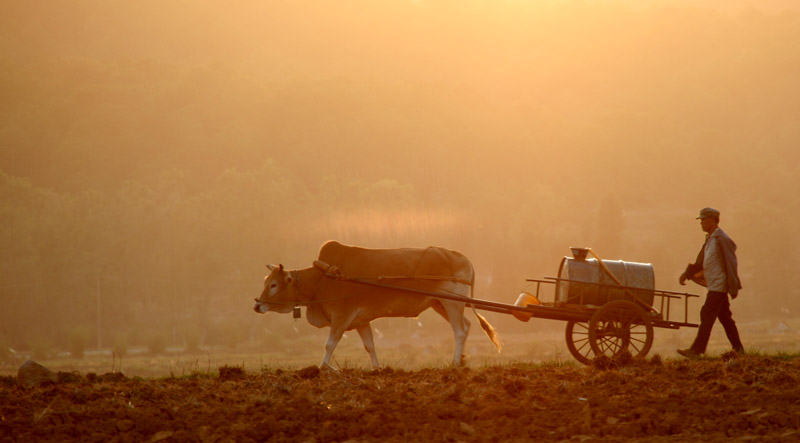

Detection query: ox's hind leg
xmin=432 ymin=301 xmax=470 ymax=366
xmin=357 ymin=323 xmax=380 ymax=370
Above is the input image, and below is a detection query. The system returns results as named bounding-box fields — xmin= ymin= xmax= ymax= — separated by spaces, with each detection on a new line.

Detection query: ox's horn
xmin=267 ymin=264 xmax=275 ymax=271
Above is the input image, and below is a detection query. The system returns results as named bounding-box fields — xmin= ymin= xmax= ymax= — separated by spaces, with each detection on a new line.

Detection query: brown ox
xmin=253 ymin=241 xmax=501 ymax=368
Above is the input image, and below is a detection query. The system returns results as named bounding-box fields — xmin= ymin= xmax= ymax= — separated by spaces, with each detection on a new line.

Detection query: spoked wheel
xmin=565 ymin=320 xmax=594 ymax=365
xmin=588 ymin=300 xmax=653 ymax=360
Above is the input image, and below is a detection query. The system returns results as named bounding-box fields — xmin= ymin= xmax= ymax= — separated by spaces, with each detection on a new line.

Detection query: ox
xmin=253 ymin=241 xmax=501 ymax=368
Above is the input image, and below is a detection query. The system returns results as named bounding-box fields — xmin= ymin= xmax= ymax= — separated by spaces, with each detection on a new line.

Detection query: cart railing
xmin=525 ymin=277 xmax=699 ymax=328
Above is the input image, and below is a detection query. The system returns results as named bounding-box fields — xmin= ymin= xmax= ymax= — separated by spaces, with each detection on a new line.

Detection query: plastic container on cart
xmin=512 ymin=291 xmax=541 ymax=322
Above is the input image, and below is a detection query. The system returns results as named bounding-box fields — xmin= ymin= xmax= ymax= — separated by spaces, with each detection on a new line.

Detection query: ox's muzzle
xmin=253 ymin=299 xmax=269 ymax=314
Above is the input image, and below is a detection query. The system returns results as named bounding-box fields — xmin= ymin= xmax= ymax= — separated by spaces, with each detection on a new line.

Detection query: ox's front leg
xmin=320 ymin=311 xmax=359 ymax=369
xmin=356 ymin=323 xmax=380 ymax=370
xmin=321 ymin=328 xmax=345 ymax=370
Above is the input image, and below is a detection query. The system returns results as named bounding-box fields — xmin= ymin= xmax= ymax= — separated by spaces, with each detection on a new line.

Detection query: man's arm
xmin=679 ymin=245 xmax=706 ymax=286
xmin=717 ymin=234 xmax=742 ymax=297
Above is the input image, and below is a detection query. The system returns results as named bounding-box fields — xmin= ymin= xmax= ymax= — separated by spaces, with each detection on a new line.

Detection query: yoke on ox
xmin=253 ymin=241 xmax=502 ymax=368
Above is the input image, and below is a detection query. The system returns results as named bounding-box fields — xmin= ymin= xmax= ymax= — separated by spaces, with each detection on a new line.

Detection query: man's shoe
xmin=677 ymin=348 xmax=699 ymax=358
xmin=733 ymin=347 xmax=745 ymax=354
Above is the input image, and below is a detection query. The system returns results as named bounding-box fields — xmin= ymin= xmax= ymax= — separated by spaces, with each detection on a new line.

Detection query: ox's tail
xmin=474 ymin=310 xmax=502 ymax=352
xmin=469 ymin=275 xmax=502 ymax=352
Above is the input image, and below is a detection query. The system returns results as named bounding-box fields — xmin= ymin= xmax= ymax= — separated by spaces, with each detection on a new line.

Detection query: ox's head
xmin=253 ymin=264 xmax=297 ymax=314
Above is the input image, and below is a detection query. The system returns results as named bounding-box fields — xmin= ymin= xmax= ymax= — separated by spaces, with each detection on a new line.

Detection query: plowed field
xmin=2 ymin=353 xmax=800 ymax=442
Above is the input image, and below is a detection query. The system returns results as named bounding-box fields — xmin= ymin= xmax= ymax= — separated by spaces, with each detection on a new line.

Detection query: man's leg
xmin=689 ymin=292 xmax=727 ymax=353
xmin=717 ymin=294 xmax=744 ymax=352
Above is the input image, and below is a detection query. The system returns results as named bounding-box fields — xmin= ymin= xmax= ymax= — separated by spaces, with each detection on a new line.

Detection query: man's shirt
xmin=703 ymin=228 xmax=728 ymax=292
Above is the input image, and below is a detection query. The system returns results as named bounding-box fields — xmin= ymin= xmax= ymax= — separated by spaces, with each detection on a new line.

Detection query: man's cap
xmin=696 ymin=207 xmax=720 ymax=219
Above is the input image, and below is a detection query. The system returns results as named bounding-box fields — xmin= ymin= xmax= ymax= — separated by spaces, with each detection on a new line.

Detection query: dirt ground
xmin=2 ymin=353 xmax=800 ymax=443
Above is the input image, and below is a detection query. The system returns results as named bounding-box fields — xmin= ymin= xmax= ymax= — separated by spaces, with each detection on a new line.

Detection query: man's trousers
xmin=690 ymin=291 xmax=743 ymax=353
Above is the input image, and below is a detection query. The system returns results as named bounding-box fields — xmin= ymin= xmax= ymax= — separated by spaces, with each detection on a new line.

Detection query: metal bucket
xmin=555 ymin=257 xmax=655 ymax=306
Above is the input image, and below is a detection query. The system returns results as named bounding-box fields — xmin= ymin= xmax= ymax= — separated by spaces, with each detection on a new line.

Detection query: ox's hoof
xmin=319 ymin=362 xmax=338 ymax=373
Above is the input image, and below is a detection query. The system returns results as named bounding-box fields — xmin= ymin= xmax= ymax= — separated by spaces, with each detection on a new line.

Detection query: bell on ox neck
xmin=293 ymin=306 xmax=302 ymax=319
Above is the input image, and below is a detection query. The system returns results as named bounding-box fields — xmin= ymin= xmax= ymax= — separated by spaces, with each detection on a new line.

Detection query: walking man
xmin=678 ymin=207 xmax=744 ymax=357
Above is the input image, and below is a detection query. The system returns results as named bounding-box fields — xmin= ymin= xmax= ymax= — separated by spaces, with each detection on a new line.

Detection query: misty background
xmin=1 ymin=0 xmax=799 ymax=363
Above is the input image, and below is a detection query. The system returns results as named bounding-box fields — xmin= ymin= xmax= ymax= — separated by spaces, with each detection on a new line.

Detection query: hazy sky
xmin=1 ymin=0 xmax=799 ymax=354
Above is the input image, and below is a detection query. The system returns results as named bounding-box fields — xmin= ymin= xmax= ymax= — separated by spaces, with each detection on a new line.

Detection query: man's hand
xmin=730 ymin=292 xmax=738 ymax=300
xmin=679 ymin=273 xmax=687 ymax=286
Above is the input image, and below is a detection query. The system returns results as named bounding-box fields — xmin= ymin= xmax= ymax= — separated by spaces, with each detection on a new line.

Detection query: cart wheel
xmin=588 ymin=300 xmax=653 ymax=360
xmin=565 ymin=320 xmax=594 ymax=365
